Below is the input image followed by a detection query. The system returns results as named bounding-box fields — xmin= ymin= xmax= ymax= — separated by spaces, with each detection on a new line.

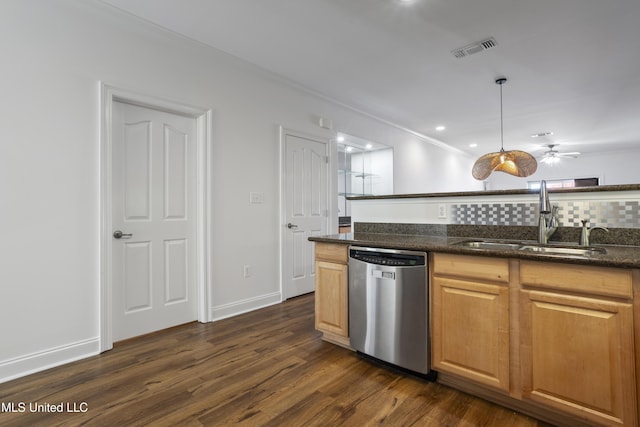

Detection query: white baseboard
xmin=211 ymin=292 xmax=282 ymax=321
xmin=0 ymin=293 xmax=284 ymax=383
xmin=0 ymin=338 xmax=100 ymax=384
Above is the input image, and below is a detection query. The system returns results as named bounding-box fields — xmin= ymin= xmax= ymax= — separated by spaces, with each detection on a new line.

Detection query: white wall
xmin=393 ymin=137 xmax=482 ymax=193
xmin=0 ymin=0 xmax=477 ymax=382
xmin=486 ymin=148 xmax=640 ymax=190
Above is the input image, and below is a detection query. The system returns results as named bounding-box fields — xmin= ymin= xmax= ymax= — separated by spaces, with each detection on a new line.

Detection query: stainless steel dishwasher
xmin=349 ymin=246 xmax=432 ymax=376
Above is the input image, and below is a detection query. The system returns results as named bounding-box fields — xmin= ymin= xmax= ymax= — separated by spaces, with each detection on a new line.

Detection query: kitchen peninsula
xmin=309 ymin=185 xmax=640 ymax=427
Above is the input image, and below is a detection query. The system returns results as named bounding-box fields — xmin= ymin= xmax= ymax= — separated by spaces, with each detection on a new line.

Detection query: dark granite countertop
xmin=309 ymin=232 xmax=640 ymax=268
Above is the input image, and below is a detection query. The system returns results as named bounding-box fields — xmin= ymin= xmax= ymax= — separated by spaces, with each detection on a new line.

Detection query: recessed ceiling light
xmin=346 ymin=146 xmax=353 ymax=152
xmin=469 ymin=143 xmax=478 ymax=148
xmin=337 ymin=135 xmax=345 ymax=142
xmin=435 ymin=125 xmax=446 ymax=131
xmin=366 ymin=143 xmax=373 ymax=149
xmin=531 ymin=132 xmax=554 ymax=138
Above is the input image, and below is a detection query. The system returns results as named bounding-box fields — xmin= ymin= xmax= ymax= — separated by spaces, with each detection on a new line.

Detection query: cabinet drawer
xmin=433 ymin=253 xmax=509 ymax=283
xmin=315 ymin=242 xmax=348 ymax=264
xmin=519 ymin=261 xmax=632 ymax=299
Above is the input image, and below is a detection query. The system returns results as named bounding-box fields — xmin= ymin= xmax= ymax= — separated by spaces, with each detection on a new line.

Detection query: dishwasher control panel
xmin=349 ymin=248 xmax=425 ymax=267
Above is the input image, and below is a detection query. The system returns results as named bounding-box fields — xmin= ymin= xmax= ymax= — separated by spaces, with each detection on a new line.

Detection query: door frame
xmin=99 ymin=83 xmax=212 ymax=352
xmin=279 ymin=127 xmax=334 ymax=299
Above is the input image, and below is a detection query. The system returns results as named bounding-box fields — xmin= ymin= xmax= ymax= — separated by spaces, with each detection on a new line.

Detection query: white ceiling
xmin=100 ymin=0 xmax=640 ymax=158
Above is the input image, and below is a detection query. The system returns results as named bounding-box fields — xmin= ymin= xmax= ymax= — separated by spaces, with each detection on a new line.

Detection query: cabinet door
xmin=521 ymin=290 xmax=637 ymax=426
xmin=315 ymin=261 xmax=349 ymax=338
xmin=432 ymin=276 xmax=510 ymax=392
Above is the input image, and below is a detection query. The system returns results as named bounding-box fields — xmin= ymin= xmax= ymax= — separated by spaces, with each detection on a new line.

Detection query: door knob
xmin=287 ymin=223 xmax=298 ymax=229
xmin=113 ymin=230 xmax=133 ymax=239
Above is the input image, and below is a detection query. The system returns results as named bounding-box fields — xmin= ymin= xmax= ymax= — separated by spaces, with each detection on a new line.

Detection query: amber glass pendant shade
xmin=472 ymin=77 xmax=537 ymax=180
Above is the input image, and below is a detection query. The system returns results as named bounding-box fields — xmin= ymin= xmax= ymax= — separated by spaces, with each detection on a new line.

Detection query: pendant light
xmin=472 ymin=77 xmax=537 ymax=180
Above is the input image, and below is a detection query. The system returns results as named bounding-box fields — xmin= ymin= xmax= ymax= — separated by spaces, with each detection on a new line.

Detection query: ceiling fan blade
xmin=557 ymin=152 xmax=581 ymax=157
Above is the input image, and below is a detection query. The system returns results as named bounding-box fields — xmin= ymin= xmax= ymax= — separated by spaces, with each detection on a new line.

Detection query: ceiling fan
xmin=540 ymin=144 xmax=581 ymax=164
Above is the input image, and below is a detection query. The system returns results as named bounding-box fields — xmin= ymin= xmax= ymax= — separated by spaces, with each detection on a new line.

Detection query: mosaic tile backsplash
xmin=451 ymin=201 xmax=640 ymax=228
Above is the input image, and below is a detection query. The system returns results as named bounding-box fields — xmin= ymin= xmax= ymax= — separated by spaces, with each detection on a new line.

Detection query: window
xmin=528 ymin=178 xmax=599 ymax=190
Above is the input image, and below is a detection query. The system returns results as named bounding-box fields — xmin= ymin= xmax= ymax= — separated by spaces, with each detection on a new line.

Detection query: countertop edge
xmin=346 ymin=183 xmax=640 ymax=201
xmin=309 ymin=234 xmax=640 ymax=268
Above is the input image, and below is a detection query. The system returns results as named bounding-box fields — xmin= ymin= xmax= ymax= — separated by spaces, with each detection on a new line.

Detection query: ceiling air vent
xmin=451 ymin=37 xmax=498 ymax=59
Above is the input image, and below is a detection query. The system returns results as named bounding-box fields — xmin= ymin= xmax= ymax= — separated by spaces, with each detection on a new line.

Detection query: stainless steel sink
xmin=456 ymin=241 xmax=522 ymax=250
xmin=519 ymin=245 xmax=606 ymax=256
xmin=454 ymin=240 xmax=607 ymax=257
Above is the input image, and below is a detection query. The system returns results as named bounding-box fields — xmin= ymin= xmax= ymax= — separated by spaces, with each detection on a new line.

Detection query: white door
xmin=283 ymin=132 xmax=329 ymax=299
xmin=111 ymin=101 xmax=197 ymax=341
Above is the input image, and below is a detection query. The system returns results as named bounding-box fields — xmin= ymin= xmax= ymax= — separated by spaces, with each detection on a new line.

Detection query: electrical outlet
xmin=243 ymin=265 xmax=251 ymax=278
xmin=438 ymin=204 xmax=447 ymax=219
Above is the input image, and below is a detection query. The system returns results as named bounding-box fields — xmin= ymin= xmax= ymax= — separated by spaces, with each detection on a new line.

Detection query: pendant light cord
xmin=500 ymin=83 xmax=503 ymax=151
xmin=498 ymin=78 xmax=505 ymax=152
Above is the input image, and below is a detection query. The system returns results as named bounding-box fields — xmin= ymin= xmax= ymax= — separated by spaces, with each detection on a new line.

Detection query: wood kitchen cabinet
xmin=432 ymin=253 xmax=639 ymax=426
xmin=314 ymin=242 xmax=350 ymax=347
xmin=519 ymin=261 xmax=638 ymax=426
xmin=431 ymin=253 xmax=511 ymax=392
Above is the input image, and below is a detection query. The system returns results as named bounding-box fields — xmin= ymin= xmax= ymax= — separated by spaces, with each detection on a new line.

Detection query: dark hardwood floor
xmin=0 ymin=294 xmax=551 ymax=426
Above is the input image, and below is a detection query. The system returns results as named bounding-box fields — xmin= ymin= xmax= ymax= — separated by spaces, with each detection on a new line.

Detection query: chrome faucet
xmin=580 ymin=219 xmax=608 ymax=246
xmin=537 ymin=180 xmax=558 ymax=244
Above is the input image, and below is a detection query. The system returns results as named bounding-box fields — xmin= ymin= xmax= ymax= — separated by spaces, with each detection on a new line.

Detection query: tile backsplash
xmin=451 ymin=200 xmax=640 ymax=228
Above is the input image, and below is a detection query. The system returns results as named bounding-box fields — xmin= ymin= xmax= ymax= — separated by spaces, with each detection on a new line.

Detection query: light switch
xmin=250 ymin=192 xmax=265 ymax=204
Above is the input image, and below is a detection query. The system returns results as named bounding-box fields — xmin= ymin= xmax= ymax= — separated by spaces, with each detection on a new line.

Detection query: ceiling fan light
xmin=541 ymin=154 xmax=560 ymax=165
xmin=540 ymin=144 xmax=580 ymax=164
